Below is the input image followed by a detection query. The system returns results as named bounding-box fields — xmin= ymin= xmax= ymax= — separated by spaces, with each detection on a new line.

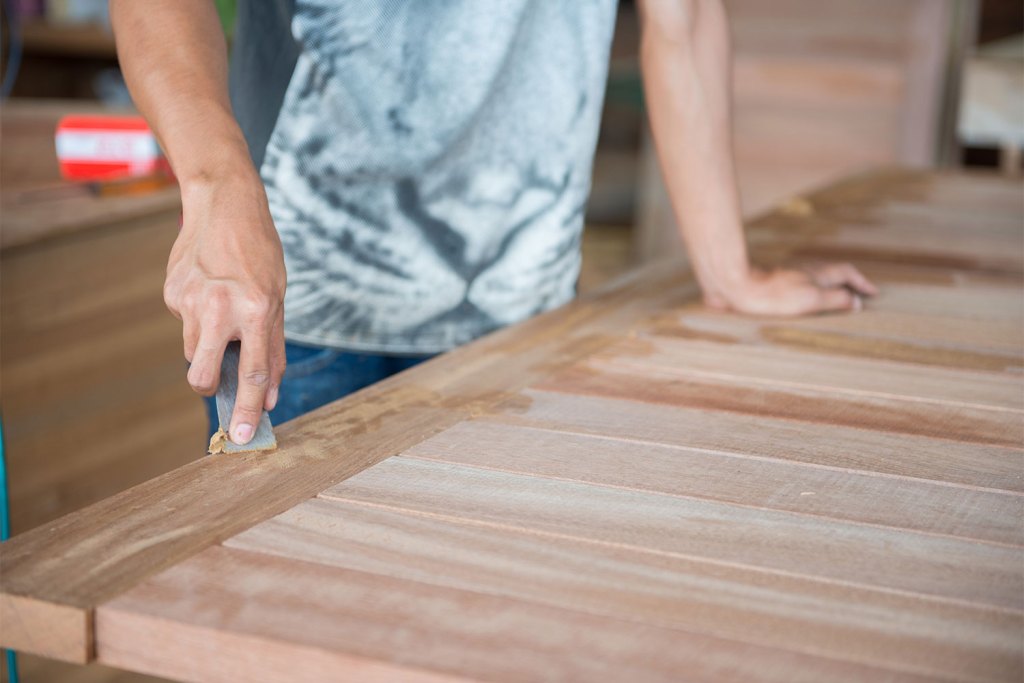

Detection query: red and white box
xmin=55 ymin=115 xmax=171 ymax=181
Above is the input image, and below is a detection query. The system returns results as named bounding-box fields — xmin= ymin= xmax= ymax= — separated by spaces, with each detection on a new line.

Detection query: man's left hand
xmin=704 ymin=263 xmax=879 ymax=316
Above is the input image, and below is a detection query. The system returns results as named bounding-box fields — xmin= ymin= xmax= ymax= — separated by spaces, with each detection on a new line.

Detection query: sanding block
xmin=208 ymin=341 xmax=277 ymax=454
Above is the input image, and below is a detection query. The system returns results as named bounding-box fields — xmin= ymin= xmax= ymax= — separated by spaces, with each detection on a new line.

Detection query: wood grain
xmin=96 ymin=546 xmax=943 ymax=683
xmin=652 ymin=308 xmax=1023 ymax=373
xmin=747 ymin=171 xmax=1024 ymax=275
xmin=501 ymin=389 xmax=1024 ymax=493
xmin=322 ymin=458 xmax=1024 ymax=611
xmin=538 ymin=357 xmax=1023 ymax=448
xmin=221 ymin=497 xmax=1023 ymax=681
xmin=0 ymin=187 xmax=182 ymax=251
xmin=603 ymin=336 xmax=1024 ymax=410
xmin=402 ymin=420 xmax=1024 ymax=545
xmin=864 ymin=285 xmax=1024 ymax=322
xmin=798 ymin=223 xmax=1024 ymax=275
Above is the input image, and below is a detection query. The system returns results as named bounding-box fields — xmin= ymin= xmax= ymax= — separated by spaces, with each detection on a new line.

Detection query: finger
xmin=182 ymin=317 xmax=199 ymax=363
xmin=187 ymin=328 xmax=230 ymax=396
xmin=810 ymin=263 xmax=879 ymax=296
xmin=265 ymin=312 xmax=286 ymax=412
xmin=842 ymin=265 xmax=879 ymax=297
xmin=231 ymin=330 xmax=272 ymax=445
xmin=814 ymin=287 xmax=860 ymax=314
xmin=163 ymin=281 xmax=182 ymax=321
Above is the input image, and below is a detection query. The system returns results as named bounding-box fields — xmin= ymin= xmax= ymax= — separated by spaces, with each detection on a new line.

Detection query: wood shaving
xmin=208 ymin=427 xmax=230 ymax=455
xmin=779 ymin=197 xmax=814 ymax=217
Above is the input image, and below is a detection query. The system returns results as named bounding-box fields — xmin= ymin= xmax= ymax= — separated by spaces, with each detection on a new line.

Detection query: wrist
xmin=177 ymin=141 xmax=259 ymax=191
xmin=697 ymin=260 xmax=755 ymax=305
xmin=178 ymin=159 xmax=270 ymax=237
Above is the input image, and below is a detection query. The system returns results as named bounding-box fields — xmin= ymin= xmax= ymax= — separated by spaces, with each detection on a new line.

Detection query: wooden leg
xmin=1000 ymin=143 xmax=1021 ymax=177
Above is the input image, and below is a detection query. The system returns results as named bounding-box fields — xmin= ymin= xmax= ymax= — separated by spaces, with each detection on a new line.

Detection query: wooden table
xmin=2 ymin=169 xmax=1022 ymax=682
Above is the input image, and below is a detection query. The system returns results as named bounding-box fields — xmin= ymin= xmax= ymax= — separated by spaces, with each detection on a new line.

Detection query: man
xmin=111 ymin=0 xmax=877 ymax=446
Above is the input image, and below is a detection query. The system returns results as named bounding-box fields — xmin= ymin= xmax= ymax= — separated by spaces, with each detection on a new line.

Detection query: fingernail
xmin=233 ymin=423 xmax=254 ymax=444
xmin=267 ymin=385 xmax=279 ymax=411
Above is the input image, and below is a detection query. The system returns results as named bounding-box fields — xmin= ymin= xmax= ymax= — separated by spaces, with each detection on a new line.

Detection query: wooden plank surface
xmin=500 ymin=389 xmax=1024 ymax=493
xmin=96 ymin=546 xmax=942 ymax=683
xmin=649 ymin=308 xmax=1023 ymax=372
xmin=401 ymin=421 xmax=1023 ymax=545
xmin=4 ymin=169 xmax=1022 ymax=681
xmin=540 ymin=359 xmax=1022 ymax=447
xmin=594 ymin=335 xmax=1023 ymax=408
xmin=0 ymin=262 xmax=697 ymax=662
xmin=219 ymin=498 xmax=1020 ymax=681
xmin=318 ymin=458 xmax=1022 ymax=610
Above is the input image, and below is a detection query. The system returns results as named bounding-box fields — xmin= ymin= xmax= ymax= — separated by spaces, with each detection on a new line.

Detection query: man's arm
xmin=111 ymin=0 xmax=286 ymax=444
xmin=637 ymin=0 xmax=877 ymax=315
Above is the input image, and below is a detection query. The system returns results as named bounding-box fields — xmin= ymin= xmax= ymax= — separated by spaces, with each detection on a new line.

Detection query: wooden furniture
xmin=2 ymin=169 xmax=1022 ymax=681
xmin=19 ymin=20 xmax=118 ymax=60
xmin=0 ymin=100 xmax=208 ymax=535
xmin=959 ymin=34 xmax=1024 ymax=176
xmin=637 ymin=0 xmax=979 ymax=261
xmin=7 ymin=20 xmax=121 ymax=100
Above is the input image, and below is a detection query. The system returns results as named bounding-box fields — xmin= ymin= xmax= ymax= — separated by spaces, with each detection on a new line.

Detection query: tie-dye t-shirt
xmin=229 ymin=1 xmax=617 ymax=354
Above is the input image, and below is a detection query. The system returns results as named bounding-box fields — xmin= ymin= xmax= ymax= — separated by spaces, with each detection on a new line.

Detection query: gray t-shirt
xmin=230 ymin=0 xmax=617 ymax=354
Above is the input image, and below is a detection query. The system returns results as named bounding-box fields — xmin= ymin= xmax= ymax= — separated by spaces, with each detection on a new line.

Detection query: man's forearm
xmin=111 ymin=0 xmax=288 ymax=446
xmin=110 ymin=0 xmax=254 ymax=186
xmin=639 ymin=0 xmax=749 ymax=302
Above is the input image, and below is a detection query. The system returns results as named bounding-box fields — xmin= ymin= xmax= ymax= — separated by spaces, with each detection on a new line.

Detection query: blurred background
xmin=0 ymin=1 xmax=1022 ymax=678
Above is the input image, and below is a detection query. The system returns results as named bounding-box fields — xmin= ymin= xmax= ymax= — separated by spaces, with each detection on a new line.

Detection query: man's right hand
xmin=164 ymin=170 xmax=287 ymax=445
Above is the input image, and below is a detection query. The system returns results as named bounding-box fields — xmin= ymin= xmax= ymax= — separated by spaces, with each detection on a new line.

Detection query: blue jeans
xmin=204 ymin=342 xmax=431 ymax=436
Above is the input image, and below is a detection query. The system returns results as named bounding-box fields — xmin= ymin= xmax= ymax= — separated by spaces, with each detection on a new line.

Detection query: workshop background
xmin=0 ymin=0 xmax=1022 ymax=680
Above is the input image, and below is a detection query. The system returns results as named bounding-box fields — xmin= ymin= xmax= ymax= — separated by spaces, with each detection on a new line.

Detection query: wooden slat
xmin=608 ymin=337 xmax=1024 ymax=410
xmin=0 ymin=265 xmax=695 ymax=662
xmin=790 ymin=220 xmax=1024 ymax=275
xmin=501 ymin=389 xmax=1024 ymax=493
xmin=876 ymin=201 xmax=1024 ymax=237
xmin=747 ymin=173 xmax=1024 ymax=274
xmin=322 ymin=458 xmax=1024 ymax=611
xmin=0 ymin=187 xmax=181 ymax=250
xmin=96 ymin=545 xmax=943 ymax=683
xmin=860 ymin=283 xmax=1023 ymax=321
xmin=887 ymin=173 xmax=1023 ymax=215
xmin=652 ymin=308 xmax=1023 ymax=373
xmin=539 ymin=354 xmax=1023 ymax=448
xmin=222 ymin=497 xmax=1023 ymax=681
xmin=802 ymin=170 xmax=1023 ymax=218
xmin=402 ymin=420 xmax=1023 ymax=545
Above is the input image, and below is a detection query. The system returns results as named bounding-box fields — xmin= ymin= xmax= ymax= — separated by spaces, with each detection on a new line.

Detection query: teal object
xmin=0 ymin=418 xmax=18 ymax=682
